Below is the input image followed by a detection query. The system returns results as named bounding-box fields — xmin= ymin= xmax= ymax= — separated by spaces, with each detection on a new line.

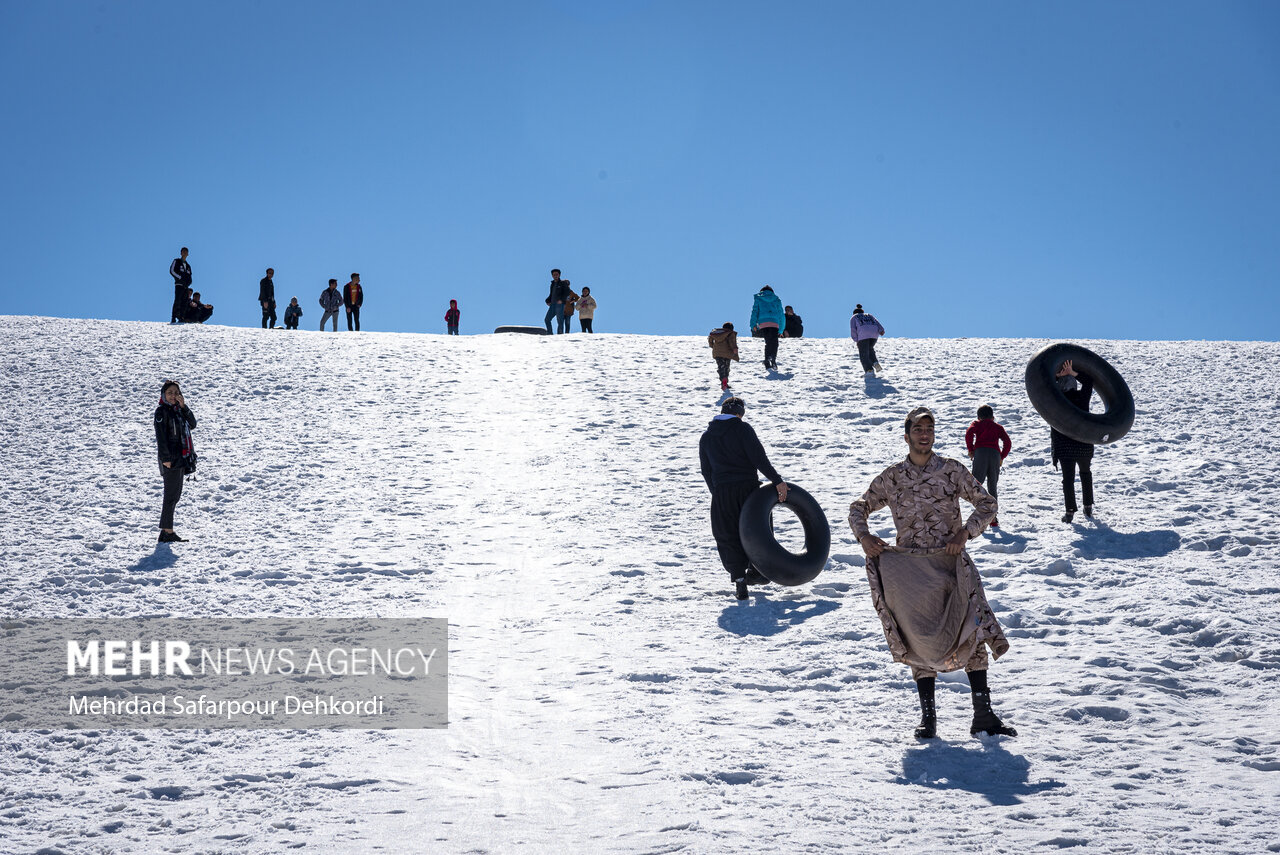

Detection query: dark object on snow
xmin=1025 ymin=342 xmax=1134 ymax=445
xmin=738 ymin=483 xmax=830 ymax=586
xmin=494 ymin=325 xmax=550 ymax=335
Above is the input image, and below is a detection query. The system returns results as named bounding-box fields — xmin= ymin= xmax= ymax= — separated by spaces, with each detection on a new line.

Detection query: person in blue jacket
xmin=749 ymin=285 xmax=785 ymax=370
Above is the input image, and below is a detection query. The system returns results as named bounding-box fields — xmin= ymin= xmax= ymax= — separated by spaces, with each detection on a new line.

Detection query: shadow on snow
xmin=863 ymin=375 xmax=898 ymax=399
xmin=896 ymin=740 xmax=1067 ymax=806
xmin=718 ymin=592 xmax=839 ymax=637
xmin=1070 ymin=524 xmax=1181 ymax=560
xmin=126 ymin=543 xmax=179 ymax=573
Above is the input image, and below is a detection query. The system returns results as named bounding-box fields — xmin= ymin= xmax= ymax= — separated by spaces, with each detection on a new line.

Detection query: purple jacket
xmin=850 ymin=312 xmax=885 ymax=341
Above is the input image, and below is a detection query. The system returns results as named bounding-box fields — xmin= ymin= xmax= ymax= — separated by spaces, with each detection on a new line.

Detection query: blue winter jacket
xmin=750 ymin=289 xmax=784 ymax=331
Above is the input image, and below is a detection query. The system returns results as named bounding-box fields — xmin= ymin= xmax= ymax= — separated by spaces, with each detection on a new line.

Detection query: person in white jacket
xmin=850 ymin=304 xmax=885 ymax=374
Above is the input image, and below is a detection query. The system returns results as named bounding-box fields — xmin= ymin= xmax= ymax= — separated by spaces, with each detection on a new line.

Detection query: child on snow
xmin=966 ymin=404 xmax=1012 ymax=528
xmin=708 ymin=322 xmax=739 ymax=391
xmin=445 ymin=299 xmax=460 ymax=335
xmin=283 ymin=297 xmax=302 ymax=330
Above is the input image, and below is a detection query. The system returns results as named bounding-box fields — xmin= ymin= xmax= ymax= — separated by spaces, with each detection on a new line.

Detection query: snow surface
xmin=1 ymin=316 xmax=1278 ymax=854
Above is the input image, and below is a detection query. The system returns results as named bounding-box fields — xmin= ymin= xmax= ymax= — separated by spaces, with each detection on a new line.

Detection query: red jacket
xmin=966 ymin=420 xmax=1012 ymax=458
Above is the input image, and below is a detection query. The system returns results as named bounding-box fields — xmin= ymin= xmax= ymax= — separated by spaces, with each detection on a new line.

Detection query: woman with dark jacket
xmin=1051 ymin=360 xmax=1094 ymax=523
xmin=154 ymin=380 xmax=196 ymax=542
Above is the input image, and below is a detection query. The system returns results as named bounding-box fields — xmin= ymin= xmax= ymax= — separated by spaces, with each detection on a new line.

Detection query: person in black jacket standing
xmin=169 ymin=248 xmax=192 ymax=324
xmin=699 ymin=397 xmax=789 ymax=600
xmin=155 ymin=380 xmax=197 ymax=542
xmin=544 ymin=269 xmax=571 ymax=334
xmin=259 ymin=268 xmax=277 ymax=329
xmin=1051 ymin=359 xmax=1096 ymax=523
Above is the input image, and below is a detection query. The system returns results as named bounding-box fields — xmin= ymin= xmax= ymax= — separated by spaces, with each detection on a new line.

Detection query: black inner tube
xmin=1025 ymin=342 xmax=1134 ymax=445
xmin=738 ymin=483 xmax=831 ymax=586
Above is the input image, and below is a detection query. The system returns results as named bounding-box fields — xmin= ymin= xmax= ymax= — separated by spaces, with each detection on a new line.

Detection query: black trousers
xmin=580 ymin=318 xmax=593 ymax=333
xmin=262 ymin=301 xmax=277 ymax=328
xmin=171 ymin=285 xmax=187 ymax=323
xmin=710 ymin=480 xmax=758 ymax=576
xmin=971 ymin=447 xmax=1001 ymax=501
xmin=856 ymin=338 xmax=879 ymax=371
xmin=1061 ymin=458 xmax=1094 ymax=512
xmin=160 ymin=463 xmax=185 ymax=529
xmin=347 ymin=307 xmax=361 ymax=331
xmin=761 ymin=327 xmax=779 ymax=363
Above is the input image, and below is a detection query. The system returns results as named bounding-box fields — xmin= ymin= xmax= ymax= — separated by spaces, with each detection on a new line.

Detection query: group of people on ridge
xmin=543 ymin=269 xmax=597 ymax=334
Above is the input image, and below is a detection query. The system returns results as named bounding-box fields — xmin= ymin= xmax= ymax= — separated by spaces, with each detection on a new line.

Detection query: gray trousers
xmin=321 ymin=309 xmax=340 ymax=331
xmin=971 ymin=447 xmax=1002 ymax=500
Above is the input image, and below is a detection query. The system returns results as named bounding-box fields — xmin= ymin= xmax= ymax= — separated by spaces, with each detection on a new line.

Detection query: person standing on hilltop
xmin=544 ymin=269 xmax=572 ymax=334
xmin=169 ymin=247 xmax=192 ymax=324
xmin=576 ymin=286 xmax=596 ymax=333
xmin=319 ymin=279 xmax=342 ymax=331
xmin=445 ymin=299 xmax=460 ymax=335
xmin=749 ymin=285 xmax=784 ymax=370
xmin=344 ymin=273 xmax=364 ymax=331
xmin=259 ymin=268 xmax=277 ymax=329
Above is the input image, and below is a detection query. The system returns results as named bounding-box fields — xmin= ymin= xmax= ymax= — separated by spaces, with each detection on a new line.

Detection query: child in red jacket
xmin=445 ymin=299 xmax=460 ymax=335
xmin=966 ymin=405 xmax=1012 ymax=528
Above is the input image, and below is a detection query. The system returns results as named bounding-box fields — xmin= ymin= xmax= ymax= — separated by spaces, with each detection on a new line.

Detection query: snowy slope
xmin=1 ymin=316 xmax=1278 ymax=854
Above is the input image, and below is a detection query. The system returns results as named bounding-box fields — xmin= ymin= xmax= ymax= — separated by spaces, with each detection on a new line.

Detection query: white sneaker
xmin=873 ymin=361 xmax=882 ymax=372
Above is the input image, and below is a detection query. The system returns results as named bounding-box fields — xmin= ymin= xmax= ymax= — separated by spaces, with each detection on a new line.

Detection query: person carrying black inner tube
xmin=698 ymin=397 xmax=788 ymax=600
xmin=850 ymin=406 xmax=1014 ymax=739
xmin=1051 ymin=359 xmax=1095 ymax=523
xmin=155 ymin=380 xmax=197 ymax=543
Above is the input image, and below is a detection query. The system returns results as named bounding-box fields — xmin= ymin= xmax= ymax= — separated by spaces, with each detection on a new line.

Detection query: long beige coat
xmin=849 ymin=454 xmax=1008 ymax=673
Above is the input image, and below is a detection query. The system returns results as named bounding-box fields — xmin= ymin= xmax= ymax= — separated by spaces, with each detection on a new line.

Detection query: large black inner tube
xmin=1025 ymin=342 xmax=1134 ymax=445
xmin=738 ymin=483 xmax=831 ymax=586
xmin=493 ymin=325 xmax=550 ymax=335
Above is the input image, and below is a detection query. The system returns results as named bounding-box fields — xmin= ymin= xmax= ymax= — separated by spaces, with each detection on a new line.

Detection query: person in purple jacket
xmin=850 ymin=304 xmax=885 ymax=375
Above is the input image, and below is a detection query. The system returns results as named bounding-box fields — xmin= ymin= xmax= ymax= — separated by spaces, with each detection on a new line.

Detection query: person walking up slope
xmin=708 ymin=321 xmax=739 ymax=391
xmin=966 ymin=405 xmax=1012 ymax=528
xmin=850 ymin=304 xmax=885 ymax=375
xmin=445 ymin=299 xmax=460 ymax=334
xmin=750 ymin=285 xmax=785 ymax=370
xmin=699 ymin=397 xmax=789 ymax=600
xmin=1051 ymin=360 xmax=1097 ymax=523
xmin=850 ymin=406 xmax=1015 ymax=740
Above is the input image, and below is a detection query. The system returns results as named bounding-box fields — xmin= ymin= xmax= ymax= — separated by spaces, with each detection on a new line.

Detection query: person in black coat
xmin=1051 ymin=359 xmax=1095 ymax=523
xmin=783 ymin=305 xmax=803 ymax=338
xmin=169 ymin=247 xmax=192 ymax=324
xmin=259 ymin=268 xmax=277 ymax=328
xmin=698 ymin=397 xmax=789 ymax=600
xmin=154 ymin=380 xmax=197 ymax=542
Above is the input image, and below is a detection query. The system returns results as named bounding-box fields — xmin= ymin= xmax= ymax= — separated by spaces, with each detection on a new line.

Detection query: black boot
xmin=914 ymin=677 xmax=937 ymax=739
xmin=730 ymin=570 xmax=749 ymax=601
xmin=967 ymin=670 xmax=1016 ymax=737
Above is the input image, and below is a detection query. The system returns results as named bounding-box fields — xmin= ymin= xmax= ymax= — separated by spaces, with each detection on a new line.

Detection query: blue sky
xmin=3 ymin=1 xmax=1278 ymax=339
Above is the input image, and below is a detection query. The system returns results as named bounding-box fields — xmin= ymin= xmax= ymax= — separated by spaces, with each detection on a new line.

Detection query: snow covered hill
xmin=1 ymin=316 xmax=1278 ymax=854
